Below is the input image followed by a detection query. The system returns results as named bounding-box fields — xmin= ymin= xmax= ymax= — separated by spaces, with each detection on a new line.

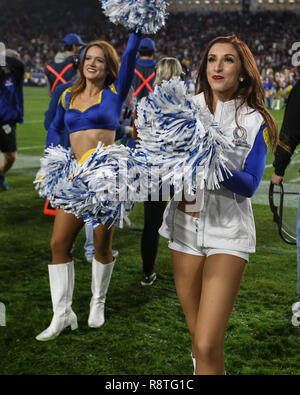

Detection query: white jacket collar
xmin=194 ymin=92 xmax=249 ymax=126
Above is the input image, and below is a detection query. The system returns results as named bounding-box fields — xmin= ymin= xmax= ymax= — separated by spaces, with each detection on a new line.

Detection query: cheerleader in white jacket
xmin=137 ymin=35 xmax=278 ymax=375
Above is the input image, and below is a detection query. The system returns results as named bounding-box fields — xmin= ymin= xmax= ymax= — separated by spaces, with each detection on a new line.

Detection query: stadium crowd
xmin=1 ymin=1 xmax=299 ymax=107
xmin=1 ymin=1 xmax=299 ymax=70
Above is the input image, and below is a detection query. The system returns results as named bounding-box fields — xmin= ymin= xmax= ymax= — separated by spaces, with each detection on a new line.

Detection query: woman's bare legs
xmin=194 ymin=254 xmax=246 ymax=374
xmin=171 ymin=250 xmax=205 ymax=359
xmin=93 ymin=223 xmax=115 ymax=263
xmin=36 ymin=209 xmax=83 ymax=341
xmin=172 ymin=250 xmax=246 ymax=375
xmin=50 ymin=209 xmax=84 ymax=264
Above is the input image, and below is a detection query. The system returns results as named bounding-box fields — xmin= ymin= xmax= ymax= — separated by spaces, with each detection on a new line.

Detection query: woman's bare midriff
xmin=70 ymin=129 xmax=116 ymax=160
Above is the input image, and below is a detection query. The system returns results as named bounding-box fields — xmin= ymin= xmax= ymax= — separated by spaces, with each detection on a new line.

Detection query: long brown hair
xmin=70 ymin=40 xmax=120 ymax=102
xmin=195 ymin=35 xmax=278 ymax=151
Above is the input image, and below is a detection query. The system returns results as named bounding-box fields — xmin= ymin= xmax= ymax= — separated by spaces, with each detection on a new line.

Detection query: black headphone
xmin=72 ymin=53 xmax=81 ymax=70
xmin=72 ymin=46 xmax=86 ymax=70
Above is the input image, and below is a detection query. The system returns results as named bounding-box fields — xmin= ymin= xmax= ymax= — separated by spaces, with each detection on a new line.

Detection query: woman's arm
xmin=45 ymin=97 xmax=66 ymax=148
xmin=220 ymin=123 xmax=268 ymax=198
xmin=116 ymin=32 xmax=142 ymax=101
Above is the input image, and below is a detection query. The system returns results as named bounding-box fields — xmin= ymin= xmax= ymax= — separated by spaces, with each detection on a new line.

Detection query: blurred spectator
xmin=1 ymin=2 xmax=299 ymax=82
xmin=0 ymin=49 xmax=24 ymax=190
xmin=271 ymin=79 xmax=300 ymax=297
xmin=45 ymin=33 xmax=85 ymax=95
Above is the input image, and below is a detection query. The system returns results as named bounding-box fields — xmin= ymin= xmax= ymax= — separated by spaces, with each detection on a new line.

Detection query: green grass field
xmin=0 ymin=87 xmax=300 ymax=375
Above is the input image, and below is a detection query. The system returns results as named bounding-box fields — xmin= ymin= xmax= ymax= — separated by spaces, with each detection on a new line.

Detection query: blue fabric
xmin=221 ymin=124 xmax=268 ymax=198
xmin=115 ymin=124 xmax=125 ymax=141
xmin=44 ymin=79 xmax=75 ymax=131
xmin=44 ymin=78 xmax=126 ymax=148
xmin=0 ymin=76 xmax=24 ymax=124
xmin=46 ymin=32 xmax=141 ymax=148
xmin=136 ymin=58 xmax=156 ymax=68
xmin=44 ymin=78 xmax=76 ymax=148
xmin=120 ymin=136 xmax=136 ymax=149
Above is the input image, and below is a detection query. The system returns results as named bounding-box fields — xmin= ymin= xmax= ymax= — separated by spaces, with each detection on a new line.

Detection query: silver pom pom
xmin=100 ymin=0 xmax=168 ymax=34
xmin=135 ymin=76 xmax=234 ymax=192
xmin=46 ymin=142 xmax=150 ymax=228
xmin=34 ymin=145 xmax=74 ymax=201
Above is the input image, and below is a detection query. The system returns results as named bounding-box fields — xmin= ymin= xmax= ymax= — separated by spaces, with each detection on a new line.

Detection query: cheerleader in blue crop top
xmin=34 ymin=0 xmax=168 ymax=342
xmin=45 ymin=32 xmax=141 ymax=153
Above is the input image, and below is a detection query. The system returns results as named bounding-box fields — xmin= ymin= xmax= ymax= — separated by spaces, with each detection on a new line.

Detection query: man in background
xmin=130 ymin=38 xmax=160 ymax=286
xmin=271 ymin=79 xmax=300 ymax=306
xmin=0 ymin=49 xmax=24 ymax=191
xmin=45 ymin=33 xmax=85 ymax=96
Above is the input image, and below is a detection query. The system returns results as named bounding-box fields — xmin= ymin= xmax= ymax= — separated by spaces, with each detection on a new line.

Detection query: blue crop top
xmin=46 ymin=32 xmax=141 ymax=148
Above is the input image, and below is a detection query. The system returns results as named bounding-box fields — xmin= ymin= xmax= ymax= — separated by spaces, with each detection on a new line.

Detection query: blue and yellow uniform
xmin=46 ymin=32 xmax=141 ymax=148
xmin=263 ymin=77 xmax=272 ymax=110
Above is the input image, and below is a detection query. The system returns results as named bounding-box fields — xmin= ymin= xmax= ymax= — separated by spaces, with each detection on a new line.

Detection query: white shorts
xmin=168 ymin=209 xmax=249 ymax=262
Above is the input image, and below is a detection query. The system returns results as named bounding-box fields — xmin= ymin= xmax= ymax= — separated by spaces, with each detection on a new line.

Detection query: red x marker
xmin=131 ymin=69 xmax=155 ymax=102
xmin=46 ymin=63 xmax=74 ymax=93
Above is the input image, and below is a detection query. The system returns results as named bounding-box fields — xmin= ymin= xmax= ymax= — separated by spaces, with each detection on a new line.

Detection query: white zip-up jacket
xmin=159 ymin=92 xmax=269 ymax=253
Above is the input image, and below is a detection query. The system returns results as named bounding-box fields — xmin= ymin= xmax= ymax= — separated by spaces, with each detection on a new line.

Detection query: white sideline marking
xmin=252 ymin=180 xmax=299 ymax=207
xmin=265 ymin=159 xmax=300 ymax=169
xmin=0 ymin=154 xmax=42 ymax=169
xmin=18 ymin=145 xmax=44 ymax=151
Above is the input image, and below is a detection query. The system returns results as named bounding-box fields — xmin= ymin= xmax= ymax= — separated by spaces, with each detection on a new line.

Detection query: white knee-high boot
xmin=36 ymin=261 xmax=78 ymax=341
xmin=88 ymin=257 xmax=115 ymax=328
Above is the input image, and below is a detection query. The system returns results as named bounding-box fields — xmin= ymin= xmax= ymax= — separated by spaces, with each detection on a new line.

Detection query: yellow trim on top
xmin=78 ymin=148 xmax=96 ymax=165
xmin=109 ymin=83 xmax=117 ymax=95
xmin=262 ymin=125 xmax=270 ymax=148
xmin=70 ymin=90 xmax=103 ymax=112
xmin=68 ymin=84 xmax=117 ymax=112
xmin=59 ymin=88 xmax=72 ymax=110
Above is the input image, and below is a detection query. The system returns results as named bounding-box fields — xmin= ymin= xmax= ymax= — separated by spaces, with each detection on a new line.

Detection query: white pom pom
xmin=50 ymin=142 xmax=149 ymax=228
xmin=100 ymin=0 xmax=168 ymax=33
xmin=34 ymin=145 xmax=74 ymax=201
xmin=135 ymin=76 xmax=234 ymax=192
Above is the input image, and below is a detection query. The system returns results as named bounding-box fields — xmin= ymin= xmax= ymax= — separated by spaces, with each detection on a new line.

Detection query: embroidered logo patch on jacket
xmin=232 ymin=127 xmax=251 ymax=148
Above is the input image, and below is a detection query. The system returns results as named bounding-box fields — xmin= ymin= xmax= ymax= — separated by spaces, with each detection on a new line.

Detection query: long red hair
xmin=195 ymin=35 xmax=278 ymax=151
xmin=70 ymin=40 xmax=120 ymax=102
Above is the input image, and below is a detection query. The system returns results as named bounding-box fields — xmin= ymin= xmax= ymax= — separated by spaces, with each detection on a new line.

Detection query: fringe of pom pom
xmin=135 ymin=76 xmax=233 ymax=193
xmin=100 ymin=0 xmax=168 ymax=34
xmin=34 ymin=145 xmax=74 ymax=201
xmin=35 ymin=76 xmax=234 ymax=226
xmin=34 ymin=143 xmax=154 ymax=228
